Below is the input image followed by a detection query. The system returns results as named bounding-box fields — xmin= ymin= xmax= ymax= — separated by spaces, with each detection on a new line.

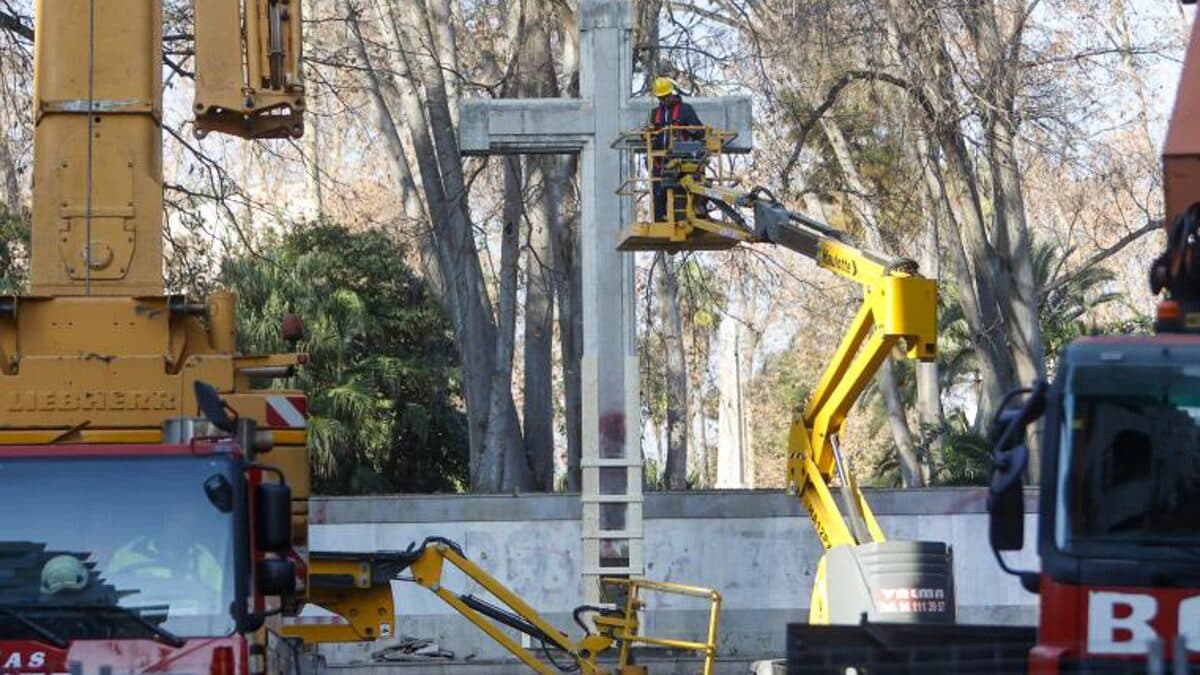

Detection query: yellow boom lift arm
xmin=291 ymin=538 xmax=722 ymax=675
xmin=617 ymin=126 xmax=949 ymax=625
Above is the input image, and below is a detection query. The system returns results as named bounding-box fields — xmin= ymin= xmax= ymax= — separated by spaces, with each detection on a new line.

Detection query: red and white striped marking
xmin=265 ymin=395 xmax=308 ymax=428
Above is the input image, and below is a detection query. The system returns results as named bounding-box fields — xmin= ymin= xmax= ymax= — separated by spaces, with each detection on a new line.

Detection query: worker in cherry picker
xmin=648 ymin=76 xmax=704 ymax=222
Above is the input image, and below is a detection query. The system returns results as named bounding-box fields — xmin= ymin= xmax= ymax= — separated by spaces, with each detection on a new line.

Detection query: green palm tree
xmin=220 ymin=221 xmax=468 ymax=495
xmin=1034 ymin=240 xmax=1122 ymax=363
xmin=0 ymin=206 xmax=29 ymax=294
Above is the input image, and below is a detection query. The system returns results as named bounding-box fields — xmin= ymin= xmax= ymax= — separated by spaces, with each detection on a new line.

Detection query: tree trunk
xmin=426 ymin=0 xmax=461 ymax=128
xmin=988 ymin=117 xmax=1046 ymax=480
xmin=547 ymin=4 xmax=583 ymax=491
xmin=338 ymin=0 xmax=444 ymax=303
xmin=877 ymin=359 xmax=922 ymax=487
xmin=524 ymin=157 xmax=557 ymax=490
xmin=881 ymin=0 xmax=1019 ymax=431
xmin=634 ymin=0 xmax=665 ymax=80
xmin=515 ymin=0 xmax=561 ymax=491
xmin=689 ymin=359 xmax=709 ymax=487
xmin=691 ymin=386 xmax=708 ymax=485
xmin=554 ymin=194 xmax=584 ymax=491
xmin=303 ymin=104 xmax=323 ymax=221
xmin=482 ymin=157 xmax=532 ymax=490
xmin=931 ymin=142 xmax=1014 ymax=425
xmin=357 ymin=0 xmax=525 ymax=489
xmin=958 ymin=0 xmax=1046 ymax=478
xmin=1107 ymin=0 xmax=1157 ymax=158
xmin=0 ymin=128 xmax=20 ymax=213
xmin=656 ymin=253 xmax=688 ymax=489
xmin=916 ymin=170 xmax=945 ymax=479
xmin=740 ymin=323 xmax=760 ymax=487
xmin=716 ymin=288 xmax=746 ymax=488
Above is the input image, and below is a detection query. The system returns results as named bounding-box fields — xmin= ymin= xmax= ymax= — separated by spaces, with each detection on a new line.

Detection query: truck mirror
xmin=203 ymin=473 xmax=234 ymax=513
xmin=256 ymin=482 xmax=292 ymax=552
xmin=991 ymin=442 xmax=1028 ymax=494
xmin=988 ymin=443 xmax=1028 ymax=551
xmin=257 ymin=558 xmax=297 ymax=596
xmin=988 ymin=407 xmax=1023 ymax=449
xmin=989 ymin=382 xmax=1047 ymax=449
xmin=194 ymin=380 xmax=235 ymax=432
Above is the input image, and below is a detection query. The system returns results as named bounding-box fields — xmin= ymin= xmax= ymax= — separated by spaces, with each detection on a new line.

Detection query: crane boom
xmin=29 ymin=0 xmax=303 ymax=298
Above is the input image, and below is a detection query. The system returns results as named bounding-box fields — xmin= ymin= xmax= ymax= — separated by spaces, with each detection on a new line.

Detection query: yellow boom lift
xmin=617 ymin=126 xmax=952 ymax=626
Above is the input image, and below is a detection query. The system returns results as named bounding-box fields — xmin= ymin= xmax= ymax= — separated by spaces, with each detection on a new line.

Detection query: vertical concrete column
xmin=578 ymin=0 xmax=643 ymax=604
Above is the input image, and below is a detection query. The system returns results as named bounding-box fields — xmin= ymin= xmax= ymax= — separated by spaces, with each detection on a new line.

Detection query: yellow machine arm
xmin=618 ymin=126 xmax=937 ymax=552
xmin=30 ymin=0 xmax=304 ymax=298
xmin=194 ymin=0 xmax=306 ymax=140
xmin=617 ymin=127 xmax=944 ymax=624
xmin=292 ymin=540 xmax=722 ymax=675
xmin=742 ymin=192 xmax=936 ymax=550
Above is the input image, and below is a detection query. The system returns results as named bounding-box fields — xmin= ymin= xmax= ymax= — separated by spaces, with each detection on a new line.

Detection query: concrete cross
xmin=459 ymin=0 xmax=752 ymax=603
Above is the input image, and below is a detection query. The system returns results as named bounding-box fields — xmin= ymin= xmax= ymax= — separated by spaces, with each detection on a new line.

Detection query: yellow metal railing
xmin=598 ymin=577 xmax=722 ymax=675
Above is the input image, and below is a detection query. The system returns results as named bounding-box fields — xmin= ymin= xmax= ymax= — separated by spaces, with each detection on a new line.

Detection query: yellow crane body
xmin=4 ymin=4 xmax=327 ymax=673
xmin=10 ymin=0 xmax=310 ymax=538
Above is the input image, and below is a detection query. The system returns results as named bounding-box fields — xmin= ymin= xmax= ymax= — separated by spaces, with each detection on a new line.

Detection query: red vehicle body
xmin=1030 ymin=579 xmax=1200 ymax=672
xmin=989 ymin=336 xmax=1200 ymax=673
xmin=0 ymin=637 xmax=246 ymax=675
xmin=0 ymin=438 xmax=295 ymax=675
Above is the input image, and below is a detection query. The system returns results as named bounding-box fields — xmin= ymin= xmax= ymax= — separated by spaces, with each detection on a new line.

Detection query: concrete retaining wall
xmin=306 ymin=488 xmax=1040 ymax=664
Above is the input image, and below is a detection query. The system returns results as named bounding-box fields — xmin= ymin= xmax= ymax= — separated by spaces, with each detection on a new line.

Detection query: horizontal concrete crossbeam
xmin=458 ymin=96 xmax=755 ymax=156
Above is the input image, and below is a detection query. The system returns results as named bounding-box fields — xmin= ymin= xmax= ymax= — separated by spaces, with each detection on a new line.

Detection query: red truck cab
xmin=990 ymin=335 xmax=1200 ymax=673
xmin=0 ymin=429 xmax=295 ymax=675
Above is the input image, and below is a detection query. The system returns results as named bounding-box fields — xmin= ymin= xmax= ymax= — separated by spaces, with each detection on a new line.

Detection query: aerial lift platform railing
xmin=616 ymin=125 xmax=950 ymax=626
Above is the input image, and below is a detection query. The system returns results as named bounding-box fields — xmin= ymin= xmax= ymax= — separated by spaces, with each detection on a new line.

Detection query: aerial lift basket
xmin=614 ymin=126 xmax=752 ymax=251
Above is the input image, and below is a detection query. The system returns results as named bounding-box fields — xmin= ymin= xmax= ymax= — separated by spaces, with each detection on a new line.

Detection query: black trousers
xmin=653 ymin=185 xmax=700 ymax=223
xmin=653 ymin=185 xmax=668 ymax=222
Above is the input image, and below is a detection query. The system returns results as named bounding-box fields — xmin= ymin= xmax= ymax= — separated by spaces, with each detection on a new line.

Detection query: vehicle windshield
xmin=1056 ymin=364 xmax=1200 ymax=558
xmin=0 ymin=454 xmax=237 ymax=640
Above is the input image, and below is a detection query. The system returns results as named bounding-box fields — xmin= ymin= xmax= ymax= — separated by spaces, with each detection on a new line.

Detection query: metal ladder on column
xmin=582 ymin=444 xmax=644 ymax=604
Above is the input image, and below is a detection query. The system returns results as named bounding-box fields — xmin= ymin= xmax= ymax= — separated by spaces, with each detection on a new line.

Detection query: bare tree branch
xmin=1043 ymin=219 xmax=1161 ymax=296
xmin=666 ymin=1 xmax=742 ymax=30
xmin=781 ymin=69 xmax=936 ymax=191
xmin=0 ymin=9 xmax=33 ymax=42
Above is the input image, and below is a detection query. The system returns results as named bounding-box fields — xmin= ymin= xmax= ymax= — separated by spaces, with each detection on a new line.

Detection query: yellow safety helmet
xmin=652 ymin=77 xmax=677 ymax=98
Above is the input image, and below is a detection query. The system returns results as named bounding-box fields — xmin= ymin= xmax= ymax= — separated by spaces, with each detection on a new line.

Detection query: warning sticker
xmin=265 ymin=395 xmax=308 ymax=428
xmin=874 ymin=587 xmax=948 ymax=614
